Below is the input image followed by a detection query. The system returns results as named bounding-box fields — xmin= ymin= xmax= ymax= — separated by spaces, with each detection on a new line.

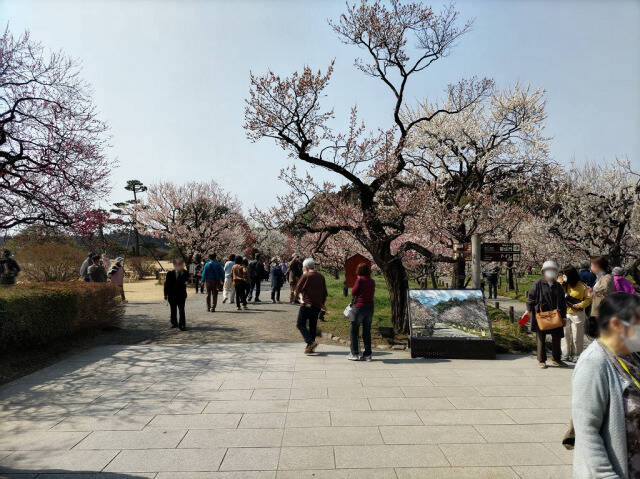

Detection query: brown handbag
xmin=536 ymin=306 xmax=563 ymax=331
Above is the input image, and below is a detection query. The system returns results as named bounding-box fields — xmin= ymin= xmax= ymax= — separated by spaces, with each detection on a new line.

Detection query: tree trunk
xmin=506 ymin=261 xmax=515 ymax=290
xmin=378 ymin=256 xmax=410 ymax=334
xmin=430 ymin=270 xmax=438 ymax=289
xmin=452 ymin=256 xmax=465 ymax=288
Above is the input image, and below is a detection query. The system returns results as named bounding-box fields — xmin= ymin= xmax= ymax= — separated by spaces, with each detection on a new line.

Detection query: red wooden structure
xmin=344 ymin=253 xmax=372 ymax=289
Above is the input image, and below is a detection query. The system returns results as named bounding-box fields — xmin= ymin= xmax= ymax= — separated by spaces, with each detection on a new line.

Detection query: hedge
xmin=0 ymin=282 xmax=125 ymax=349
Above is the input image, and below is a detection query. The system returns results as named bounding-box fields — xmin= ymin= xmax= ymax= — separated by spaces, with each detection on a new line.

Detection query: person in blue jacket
xmin=201 ymin=253 xmax=224 ymax=312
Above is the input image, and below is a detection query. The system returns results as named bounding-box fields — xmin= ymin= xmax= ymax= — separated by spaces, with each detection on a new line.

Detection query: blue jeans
xmin=297 ymin=305 xmax=320 ymax=345
xmin=350 ymin=305 xmax=374 ymax=356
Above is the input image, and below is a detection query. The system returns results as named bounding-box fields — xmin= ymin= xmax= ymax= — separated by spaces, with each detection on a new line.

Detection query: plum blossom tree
xmin=135 ymin=181 xmax=247 ymax=263
xmin=0 ymin=28 xmax=112 ymax=230
xmin=244 ymin=0 xmax=546 ymax=332
xmin=541 ymin=160 xmax=640 ymax=280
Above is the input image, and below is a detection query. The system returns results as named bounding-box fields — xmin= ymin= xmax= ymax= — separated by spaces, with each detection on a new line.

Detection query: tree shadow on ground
xmin=0 ymin=466 xmax=153 ymax=477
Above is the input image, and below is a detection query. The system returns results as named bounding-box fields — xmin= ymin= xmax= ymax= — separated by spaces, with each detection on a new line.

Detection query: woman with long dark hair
xmin=561 ymin=266 xmax=591 ymax=362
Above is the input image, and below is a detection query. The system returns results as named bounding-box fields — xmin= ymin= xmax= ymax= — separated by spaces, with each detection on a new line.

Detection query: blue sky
xmin=1 ymin=0 xmax=638 ymax=211
xmin=410 ymin=289 xmax=483 ymax=306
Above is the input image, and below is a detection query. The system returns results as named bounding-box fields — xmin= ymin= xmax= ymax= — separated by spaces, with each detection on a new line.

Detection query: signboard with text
xmin=481 ymin=243 xmax=521 ymax=262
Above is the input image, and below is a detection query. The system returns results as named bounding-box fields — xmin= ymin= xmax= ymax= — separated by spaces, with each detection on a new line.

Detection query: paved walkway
xmin=0 ymin=342 xmax=573 ymax=478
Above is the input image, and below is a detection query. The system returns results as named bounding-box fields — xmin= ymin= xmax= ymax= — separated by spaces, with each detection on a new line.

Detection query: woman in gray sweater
xmin=572 ymin=292 xmax=640 ymax=478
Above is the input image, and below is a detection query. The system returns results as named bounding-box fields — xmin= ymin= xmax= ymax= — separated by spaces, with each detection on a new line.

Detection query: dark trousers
xmin=194 ymin=277 xmax=203 ymax=293
xmin=235 ymin=282 xmax=248 ymax=307
xmin=350 ymin=305 xmax=374 ymax=356
xmin=206 ymin=280 xmax=219 ymax=311
xmin=168 ymin=296 xmax=186 ymax=328
xmin=297 ymin=305 xmax=320 ymax=345
xmin=271 ymin=287 xmax=281 ymax=302
xmin=248 ymin=279 xmax=261 ymax=300
xmin=536 ymin=329 xmax=562 ymax=363
xmin=487 ymin=280 xmax=498 ymax=299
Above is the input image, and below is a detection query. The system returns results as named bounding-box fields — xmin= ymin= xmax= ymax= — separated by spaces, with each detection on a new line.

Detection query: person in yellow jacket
xmin=559 ymin=266 xmax=591 ymax=362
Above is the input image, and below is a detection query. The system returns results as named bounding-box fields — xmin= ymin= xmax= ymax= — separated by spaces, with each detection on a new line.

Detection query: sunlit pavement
xmin=0 ymin=343 xmax=572 ymax=478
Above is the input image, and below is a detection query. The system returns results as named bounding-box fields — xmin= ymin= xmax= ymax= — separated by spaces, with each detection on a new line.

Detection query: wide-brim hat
xmin=541 ymin=260 xmax=559 ymax=272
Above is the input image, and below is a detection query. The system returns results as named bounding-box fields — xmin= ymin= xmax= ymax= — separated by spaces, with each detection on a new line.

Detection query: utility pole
xmin=471 ymin=234 xmax=482 ymax=289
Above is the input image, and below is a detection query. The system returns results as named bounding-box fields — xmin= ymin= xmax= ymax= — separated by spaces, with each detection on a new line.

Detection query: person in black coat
xmin=164 ymin=257 xmax=189 ymax=331
xmin=526 ymin=260 xmax=567 ymax=369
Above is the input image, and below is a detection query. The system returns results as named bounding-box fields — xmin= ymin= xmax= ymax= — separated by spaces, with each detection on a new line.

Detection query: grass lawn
xmin=497 ymin=274 xmax=538 ymax=302
xmin=319 ymin=270 xmax=535 ymax=353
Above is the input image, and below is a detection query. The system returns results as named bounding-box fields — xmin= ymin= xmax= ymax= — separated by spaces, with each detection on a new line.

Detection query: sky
xmin=1 ymin=0 xmax=639 ymax=212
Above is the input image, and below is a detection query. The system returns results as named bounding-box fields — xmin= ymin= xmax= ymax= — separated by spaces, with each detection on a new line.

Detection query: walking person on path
xmin=194 ymin=259 xmax=204 ymax=294
xmin=288 ymin=254 xmax=303 ymax=304
xmin=88 ymin=254 xmax=108 ymax=282
xmin=108 ymin=257 xmax=127 ymax=302
xmin=295 ymin=258 xmax=327 ymax=354
xmin=269 ymin=257 xmax=285 ymax=303
xmin=201 ymin=253 xmax=224 ymax=312
xmin=164 ymin=257 xmax=189 ymax=331
xmin=560 ymin=266 xmax=590 ymax=362
xmin=232 ymin=256 xmax=249 ymax=310
xmin=613 ymin=267 xmax=637 ymax=294
xmin=485 ymin=263 xmax=500 ymax=299
xmin=80 ymin=252 xmax=94 ymax=282
xmin=572 ymin=292 xmax=640 ymax=479
xmin=348 ymin=262 xmax=375 ymax=361
xmin=222 ymin=254 xmax=236 ymax=304
xmin=247 ymin=253 xmax=266 ymax=302
xmin=527 ymin=260 xmax=567 ymax=369
xmin=0 ymin=250 xmax=20 ymax=285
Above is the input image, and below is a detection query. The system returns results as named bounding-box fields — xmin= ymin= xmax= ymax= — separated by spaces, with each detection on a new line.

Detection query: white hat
xmin=541 ymin=260 xmax=558 ymax=272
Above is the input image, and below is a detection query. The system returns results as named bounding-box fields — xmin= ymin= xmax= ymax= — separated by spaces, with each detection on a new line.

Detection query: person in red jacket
xmin=348 ymin=262 xmax=376 ymax=361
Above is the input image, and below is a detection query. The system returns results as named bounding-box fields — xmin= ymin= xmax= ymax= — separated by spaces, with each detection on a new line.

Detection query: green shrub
xmin=0 ymin=282 xmax=124 ymax=349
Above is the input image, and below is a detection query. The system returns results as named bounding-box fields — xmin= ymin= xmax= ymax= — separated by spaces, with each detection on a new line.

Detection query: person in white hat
xmin=526 ymin=260 xmax=567 ymax=368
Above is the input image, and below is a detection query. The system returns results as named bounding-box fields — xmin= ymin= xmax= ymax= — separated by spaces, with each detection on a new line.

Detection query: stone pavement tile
xmin=285 ymin=412 xmax=331 ymax=428
xmin=221 ymin=379 xmax=292 ymax=390
xmin=379 ymin=425 xmax=485 ymax=444
xmin=282 ymin=426 xmax=383 ymax=446
xmin=202 ymin=400 xmax=289 ymax=414
xmin=239 ymin=413 xmax=286 ymax=429
xmin=146 ymin=414 xmax=241 ymax=429
xmin=331 ymin=411 xmax=422 ymax=426
xmin=219 ymin=447 xmax=279 ymax=471
xmin=334 ymin=444 xmax=449 ymax=468
xmin=156 ymin=472 xmax=275 ymax=479
xmin=0 ymin=450 xmax=118 ymax=472
xmin=512 ymin=465 xmax=572 ymax=478
xmin=503 ymin=408 xmax=572 ymax=424
xmin=416 ymin=409 xmax=515 ymax=425
xmin=53 ymin=415 xmax=153 ymax=431
xmin=395 ymin=467 xmax=519 ymax=478
xmin=292 ymin=379 xmax=363 ymax=389
xmin=276 ymin=469 xmax=394 ymax=478
xmin=76 ymin=430 xmax=186 ymax=449
xmin=474 ymin=386 xmax=553 ymax=397
xmin=0 ymin=450 xmax=11 ymax=460
xmin=105 ymin=448 xmax=226 ymax=472
xmin=0 ymin=419 xmax=61 ymax=433
xmin=179 ymin=428 xmax=283 ymax=448
xmin=175 ymin=389 xmax=253 ymax=401
xmin=401 ymin=386 xmax=479 ymax=398
xmin=289 ymin=388 xmax=328 ymax=399
xmin=250 ymin=389 xmax=291 ymax=400
xmin=326 ymin=387 xmax=404 ymax=398
xmin=260 ymin=372 xmax=294 ymax=380
xmin=369 ymin=397 xmax=454 ymax=411
xmin=288 ymin=398 xmax=370 ymax=412
xmin=277 ymin=446 xmax=334 ymax=470
xmin=448 ymin=396 xmax=537 ymax=410
xmin=440 ymin=443 xmax=565 ymax=466
xmin=0 ymin=431 xmax=89 ymax=451
xmin=475 ymin=424 xmax=570 ymax=443
xmin=542 ymin=442 xmax=573 ymax=464
xmin=118 ymin=401 xmax=207 ymax=415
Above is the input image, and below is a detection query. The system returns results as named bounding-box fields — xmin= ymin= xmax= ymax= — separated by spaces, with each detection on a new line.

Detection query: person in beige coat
xmin=589 ymin=256 xmax=616 ymax=319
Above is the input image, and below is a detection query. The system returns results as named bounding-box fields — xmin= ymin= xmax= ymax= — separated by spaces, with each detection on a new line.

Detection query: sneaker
xmin=179 ymin=326 xmax=187 ymax=331
xmin=309 ymin=341 xmax=318 ymax=353
xmin=243 ymin=305 xmax=248 ymax=310
xmin=347 ymin=354 xmax=360 ymax=361
xmin=304 ymin=344 xmax=313 ymax=354
xmin=210 ymin=308 xmax=215 ymax=313
xmin=247 ymin=296 xmax=252 ymax=302
xmin=361 ymin=355 xmax=372 ymax=362
xmin=272 ymin=300 xmax=276 ymax=304
xmin=170 ymin=324 xmax=178 ymax=329
xmin=538 ymin=362 xmax=547 ymax=369
xmin=550 ymin=359 xmax=567 ymax=367
xmin=255 ymin=298 xmax=261 ymax=302
xmin=237 ymin=307 xmax=241 ymax=311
